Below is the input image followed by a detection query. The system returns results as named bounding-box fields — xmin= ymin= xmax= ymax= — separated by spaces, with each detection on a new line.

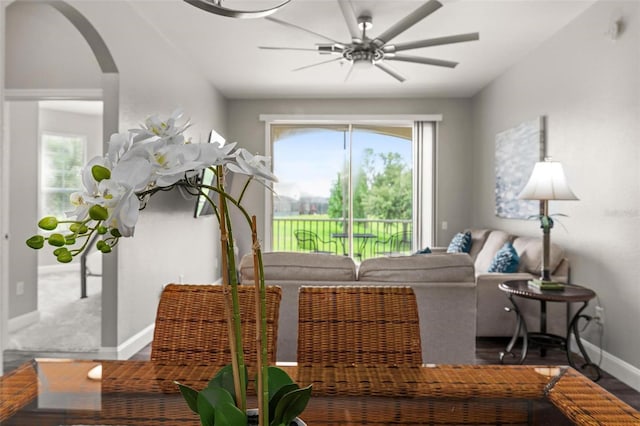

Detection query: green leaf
xmin=38 ymin=216 xmax=58 ymax=231
xmin=208 ymin=364 xmax=247 ymax=405
xmin=176 ymin=382 xmax=200 ymax=414
xmin=214 ymin=401 xmax=246 ymax=426
xmin=48 ymin=233 xmax=66 ymax=247
xmin=266 ymin=366 xmax=294 ymax=398
xmin=26 ymin=235 xmax=45 ymax=249
xmin=269 ymin=383 xmax=299 ymax=421
xmin=272 ymin=385 xmax=312 ymax=426
xmin=196 ymin=394 xmax=216 ymax=426
xmin=89 ymin=205 xmax=108 ymax=221
xmin=91 ymin=165 xmax=111 ymax=182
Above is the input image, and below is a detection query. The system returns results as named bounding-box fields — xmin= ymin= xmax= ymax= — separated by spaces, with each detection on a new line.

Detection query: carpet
xmin=7 ymin=269 xmax=101 ymax=352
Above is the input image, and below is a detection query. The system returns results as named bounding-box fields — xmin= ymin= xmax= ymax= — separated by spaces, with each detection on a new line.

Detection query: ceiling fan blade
xmin=375 ymin=62 xmax=406 ymax=83
xmin=266 ymin=16 xmax=341 ymax=44
xmin=344 ymin=62 xmax=356 ymax=82
xmin=374 ymin=0 xmax=442 ymax=46
xmin=292 ymin=57 xmax=343 ymax=72
xmin=386 ymin=32 xmax=480 ymax=53
xmin=259 ymin=46 xmax=321 ymax=52
xmin=385 ymin=54 xmax=458 ymax=68
xmin=337 ymin=0 xmax=361 ymax=41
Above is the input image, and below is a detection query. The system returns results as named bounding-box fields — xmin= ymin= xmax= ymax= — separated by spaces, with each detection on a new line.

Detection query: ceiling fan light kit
xmin=261 ymin=0 xmax=480 ymax=82
xmin=183 ymin=0 xmax=292 ymax=19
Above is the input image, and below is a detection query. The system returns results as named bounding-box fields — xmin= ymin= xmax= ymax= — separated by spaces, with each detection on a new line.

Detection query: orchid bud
xmin=92 ymin=165 xmax=111 ymax=182
xmin=89 ymin=205 xmax=109 ymax=221
xmin=26 ymin=235 xmax=45 ymax=249
xmin=55 ymin=248 xmax=72 ymax=263
xmin=38 ymin=216 xmax=58 ymax=231
xmin=48 ymin=233 xmax=66 ymax=247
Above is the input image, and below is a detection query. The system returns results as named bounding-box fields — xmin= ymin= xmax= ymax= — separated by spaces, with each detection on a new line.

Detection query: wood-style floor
xmin=4 ymin=338 xmax=640 ymax=411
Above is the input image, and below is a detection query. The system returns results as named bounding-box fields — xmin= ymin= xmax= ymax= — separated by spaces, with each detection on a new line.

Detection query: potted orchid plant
xmin=26 ymin=110 xmax=311 ymax=426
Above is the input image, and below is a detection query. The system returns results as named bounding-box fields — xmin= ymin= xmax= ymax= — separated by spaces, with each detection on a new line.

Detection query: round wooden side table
xmin=498 ymin=279 xmax=601 ymax=381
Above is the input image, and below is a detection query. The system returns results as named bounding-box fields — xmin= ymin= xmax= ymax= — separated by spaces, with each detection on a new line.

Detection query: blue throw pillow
xmin=447 ymin=231 xmax=472 ymax=253
xmin=414 ymin=246 xmax=432 ymax=255
xmin=488 ymin=242 xmax=520 ymax=273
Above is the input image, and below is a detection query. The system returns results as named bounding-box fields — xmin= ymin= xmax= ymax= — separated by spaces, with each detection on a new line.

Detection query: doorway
xmin=6 ymin=100 xmax=103 ymax=355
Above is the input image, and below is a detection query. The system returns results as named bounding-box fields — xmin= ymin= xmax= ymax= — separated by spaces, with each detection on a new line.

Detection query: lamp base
xmin=528 ymin=279 xmax=565 ymax=291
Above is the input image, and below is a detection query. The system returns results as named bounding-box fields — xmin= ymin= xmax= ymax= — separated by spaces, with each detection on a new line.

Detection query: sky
xmin=273 ymin=127 xmax=412 ymax=200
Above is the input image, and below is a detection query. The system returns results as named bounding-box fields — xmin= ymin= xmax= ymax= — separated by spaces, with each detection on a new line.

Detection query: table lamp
xmin=518 ymin=158 xmax=578 ymax=283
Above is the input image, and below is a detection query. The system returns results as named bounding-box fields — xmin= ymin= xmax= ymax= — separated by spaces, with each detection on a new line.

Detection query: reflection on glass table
xmin=1 ymin=359 xmax=639 ymax=425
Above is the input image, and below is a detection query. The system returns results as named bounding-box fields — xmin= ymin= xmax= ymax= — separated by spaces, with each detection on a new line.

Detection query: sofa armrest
xmin=429 ymin=247 xmax=448 ymax=254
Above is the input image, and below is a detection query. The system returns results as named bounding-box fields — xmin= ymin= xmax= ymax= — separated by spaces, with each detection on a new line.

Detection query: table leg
xmin=539 ymin=300 xmax=547 ymax=357
xmin=500 ymin=293 xmax=529 ymax=364
xmin=567 ymin=301 xmax=602 ymax=381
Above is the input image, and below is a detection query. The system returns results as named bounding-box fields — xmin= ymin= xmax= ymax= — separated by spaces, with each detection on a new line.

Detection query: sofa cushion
xmin=447 ymin=231 xmax=472 ymax=253
xmin=487 ymin=242 xmax=520 ymax=273
xmin=358 ymin=253 xmax=475 ymax=283
xmin=239 ymin=252 xmax=356 ymax=282
xmin=512 ymin=236 xmax=565 ymax=275
xmin=468 ymin=229 xmax=492 ymax=261
xmin=474 ymin=230 xmax=513 ymax=273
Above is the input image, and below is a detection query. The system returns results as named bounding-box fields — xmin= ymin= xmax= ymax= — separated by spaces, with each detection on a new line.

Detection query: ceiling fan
xmin=260 ymin=0 xmax=479 ymax=82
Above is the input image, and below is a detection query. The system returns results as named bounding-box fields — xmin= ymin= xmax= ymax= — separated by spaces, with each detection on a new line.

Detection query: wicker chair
xmin=150 ymin=284 xmax=282 ymax=365
xmin=297 ymin=286 xmax=422 ymax=365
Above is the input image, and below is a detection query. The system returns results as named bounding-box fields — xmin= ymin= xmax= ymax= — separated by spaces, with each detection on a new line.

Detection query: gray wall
xmin=471 ymin=0 xmax=640 ymax=372
xmin=227 ymin=98 xmax=473 ymax=258
xmin=1 ymin=0 xmax=5 ymax=374
xmin=7 ymin=102 xmax=38 ymax=320
xmin=5 ymin=1 xmax=226 ymax=349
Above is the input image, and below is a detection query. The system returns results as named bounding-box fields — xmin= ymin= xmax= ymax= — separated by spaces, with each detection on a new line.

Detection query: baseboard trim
xmin=571 ymin=336 xmax=640 ymax=392
xmin=99 ymin=323 xmax=155 ymax=360
xmin=38 ymin=263 xmax=79 ymax=275
xmin=8 ymin=310 xmax=40 ymax=333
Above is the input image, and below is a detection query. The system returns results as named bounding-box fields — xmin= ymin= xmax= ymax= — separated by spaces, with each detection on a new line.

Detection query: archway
xmin=1 ymin=0 xmax=119 ymax=371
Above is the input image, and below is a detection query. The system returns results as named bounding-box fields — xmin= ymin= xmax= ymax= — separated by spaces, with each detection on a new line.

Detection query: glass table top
xmin=1 ymin=359 xmax=639 ymax=425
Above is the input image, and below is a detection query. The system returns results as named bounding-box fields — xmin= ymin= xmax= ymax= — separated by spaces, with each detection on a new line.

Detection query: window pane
xmin=271 ymin=123 xmax=413 ymax=260
xmin=41 ymin=133 xmax=86 ymax=221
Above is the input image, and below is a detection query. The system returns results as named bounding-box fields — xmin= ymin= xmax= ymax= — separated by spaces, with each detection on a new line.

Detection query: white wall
xmin=5 ymin=0 xmax=227 ymax=352
xmin=227 ymin=98 xmax=473 ymax=257
xmin=471 ymin=0 xmax=640 ymax=378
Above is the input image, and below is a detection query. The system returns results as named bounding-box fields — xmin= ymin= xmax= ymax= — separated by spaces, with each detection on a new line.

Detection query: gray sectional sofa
xmin=239 ymin=252 xmax=476 ymax=365
xmin=239 ymin=228 xmax=570 ymax=365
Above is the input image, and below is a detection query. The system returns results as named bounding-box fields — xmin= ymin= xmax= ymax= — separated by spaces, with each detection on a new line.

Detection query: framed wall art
xmin=495 ymin=116 xmax=545 ymax=219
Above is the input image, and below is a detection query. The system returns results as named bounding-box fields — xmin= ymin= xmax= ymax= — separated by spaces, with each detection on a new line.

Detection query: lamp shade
xmin=518 ymin=159 xmax=579 ymax=201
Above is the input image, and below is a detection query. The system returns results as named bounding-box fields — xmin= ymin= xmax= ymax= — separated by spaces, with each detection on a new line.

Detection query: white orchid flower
xmin=107 ymin=132 xmax=134 ymax=166
xmin=199 ymin=141 xmax=237 ymax=166
xmin=111 ymin=156 xmax=154 ymax=192
xmin=96 ymin=179 xmax=139 ymax=237
xmin=227 ymin=148 xmax=278 ymax=183
xmin=130 ymin=108 xmax=191 ymax=143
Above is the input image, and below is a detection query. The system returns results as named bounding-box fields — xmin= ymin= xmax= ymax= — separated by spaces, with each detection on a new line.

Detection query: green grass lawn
xmin=272 ymin=215 xmax=411 ymax=259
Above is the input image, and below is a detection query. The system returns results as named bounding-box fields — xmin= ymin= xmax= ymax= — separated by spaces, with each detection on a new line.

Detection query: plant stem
xmin=251 ymin=216 xmax=268 ymax=426
xmin=216 ymin=166 xmax=246 ymax=411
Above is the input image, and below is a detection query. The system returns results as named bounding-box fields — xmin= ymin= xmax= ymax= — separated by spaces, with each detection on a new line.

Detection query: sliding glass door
xmin=271 ymin=122 xmax=415 ymax=260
